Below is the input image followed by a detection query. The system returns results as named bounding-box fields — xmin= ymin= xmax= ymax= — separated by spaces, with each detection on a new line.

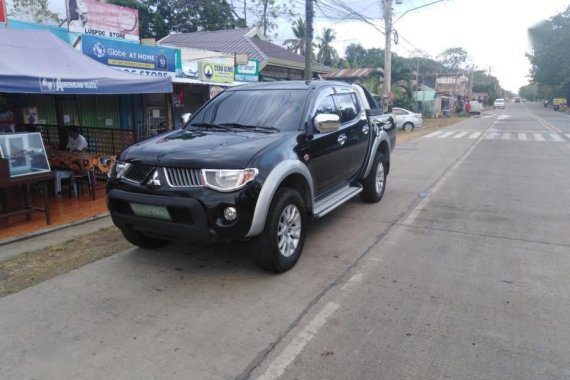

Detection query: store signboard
xmin=0 ymin=0 xmax=7 ymax=24
xmin=66 ymin=0 xmax=139 ymax=42
xmin=235 ymin=59 xmax=259 ymax=82
xmin=82 ymin=35 xmax=176 ymax=77
xmin=199 ymin=62 xmax=234 ymax=83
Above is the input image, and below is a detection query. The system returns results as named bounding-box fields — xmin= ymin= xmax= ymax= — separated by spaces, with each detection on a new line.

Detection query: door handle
xmin=362 ymin=125 xmax=369 ymax=134
xmin=337 ymin=134 xmax=347 ymax=145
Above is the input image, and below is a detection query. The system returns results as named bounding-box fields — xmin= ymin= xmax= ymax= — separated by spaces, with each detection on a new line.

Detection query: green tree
xmin=248 ymin=0 xmax=296 ymax=39
xmin=283 ymin=17 xmax=306 ymax=55
xmin=438 ymin=47 xmax=468 ymax=71
xmin=9 ymin=0 xmax=60 ymax=24
xmin=528 ymin=6 xmax=570 ymax=99
xmin=345 ymin=43 xmax=367 ymax=68
xmin=316 ymin=28 xmax=338 ymax=66
xmin=107 ymin=0 xmax=168 ymax=39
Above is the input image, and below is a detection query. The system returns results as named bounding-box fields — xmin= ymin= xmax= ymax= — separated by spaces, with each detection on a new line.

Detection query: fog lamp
xmin=224 ymin=207 xmax=237 ymax=221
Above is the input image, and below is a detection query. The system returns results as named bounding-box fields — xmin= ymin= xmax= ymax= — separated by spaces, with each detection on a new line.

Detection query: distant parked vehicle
xmin=468 ymin=100 xmax=483 ymax=115
xmin=493 ymin=98 xmax=506 ymax=109
xmin=391 ymin=107 xmax=423 ymax=131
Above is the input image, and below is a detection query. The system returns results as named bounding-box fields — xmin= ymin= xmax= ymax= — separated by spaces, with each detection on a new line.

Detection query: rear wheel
xmin=360 ymin=153 xmax=386 ymax=203
xmin=121 ymin=227 xmax=170 ymax=249
xmin=403 ymin=122 xmax=414 ymax=132
xmin=252 ymin=188 xmax=307 ymax=273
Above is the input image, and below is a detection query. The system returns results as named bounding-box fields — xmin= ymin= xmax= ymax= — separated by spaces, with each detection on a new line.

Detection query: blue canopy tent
xmin=0 ymin=29 xmax=172 ymax=94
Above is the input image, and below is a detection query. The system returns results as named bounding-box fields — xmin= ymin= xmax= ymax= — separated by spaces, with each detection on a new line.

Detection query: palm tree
xmin=283 ymin=18 xmax=306 ymax=56
xmin=317 ymin=28 xmax=338 ymax=66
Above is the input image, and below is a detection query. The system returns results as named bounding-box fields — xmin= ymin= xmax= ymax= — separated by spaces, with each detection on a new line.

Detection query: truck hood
xmin=120 ymin=129 xmax=289 ymax=169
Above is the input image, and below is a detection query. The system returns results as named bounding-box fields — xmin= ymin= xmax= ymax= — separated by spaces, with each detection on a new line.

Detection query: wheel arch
xmin=245 ymin=160 xmax=314 ymax=238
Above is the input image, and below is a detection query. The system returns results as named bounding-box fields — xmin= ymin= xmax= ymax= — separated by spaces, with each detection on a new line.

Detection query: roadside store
xmin=0 ymin=28 xmax=172 ymax=238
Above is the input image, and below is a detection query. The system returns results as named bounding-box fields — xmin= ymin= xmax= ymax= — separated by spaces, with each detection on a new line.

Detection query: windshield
xmin=187 ymin=89 xmax=307 ymax=132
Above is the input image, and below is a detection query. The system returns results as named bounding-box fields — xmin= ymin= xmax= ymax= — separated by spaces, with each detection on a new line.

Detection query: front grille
xmin=124 ymin=163 xmax=155 ymax=183
xmin=164 ymin=168 xmax=204 ymax=187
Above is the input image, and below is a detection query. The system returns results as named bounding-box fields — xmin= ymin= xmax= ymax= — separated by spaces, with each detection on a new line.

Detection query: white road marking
xmin=518 ymin=133 xmax=527 ymax=141
xmin=257 ymin=302 xmax=340 ymax=380
xmin=533 ymin=133 xmax=545 ymax=142
xmin=453 ymin=132 xmax=468 ymax=139
xmin=549 ymin=133 xmax=564 ymax=142
xmin=425 ymin=131 xmax=443 ymax=138
xmin=438 ymin=131 xmax=454 ymax=138
xmin=341 ymin=272 xmax=363 ymax=291
xmin=485 ymin=132 xmax=499 ymax=139
xmin=469 ymin=132 xmax=482 ymax=139
xmin=501 ymin=133 xmax=511 ymax=140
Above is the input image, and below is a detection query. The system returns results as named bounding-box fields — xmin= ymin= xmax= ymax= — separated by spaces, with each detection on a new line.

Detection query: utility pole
xmin=383 ymin=0 xmax=393 ymax=95
xmin=304 ymin=0 xmax=313 ymax=81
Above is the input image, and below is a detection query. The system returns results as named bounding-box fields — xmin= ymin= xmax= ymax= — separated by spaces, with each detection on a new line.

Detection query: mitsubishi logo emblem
xmin=148 ymin=170 xmax=161 ymax=187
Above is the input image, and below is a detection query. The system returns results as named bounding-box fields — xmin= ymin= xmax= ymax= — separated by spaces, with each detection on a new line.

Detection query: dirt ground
xmin=0 ymin=115 xmax=464 ymax=298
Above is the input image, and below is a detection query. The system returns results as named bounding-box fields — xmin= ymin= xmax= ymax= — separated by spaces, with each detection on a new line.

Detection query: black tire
xmin=360 ymin=153 xmax=387 ymax=203
xmin=121 ymin=227 xmax=170 ymax=249
xmin=403 ymin=122 xmax=414 ymax=132
xmin=252 ymin=188 xmax=307 ymax=273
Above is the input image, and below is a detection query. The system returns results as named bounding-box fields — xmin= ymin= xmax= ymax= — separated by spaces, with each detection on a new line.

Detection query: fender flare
xmin=245 ymin=160 xmax=314 ymax=238
xmin=362 ymin=129 xmax=391 ymax=179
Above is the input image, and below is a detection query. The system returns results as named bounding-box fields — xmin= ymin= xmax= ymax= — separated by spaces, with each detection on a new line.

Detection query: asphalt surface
xmin=1 ymin=102 xmax=569 ymax=379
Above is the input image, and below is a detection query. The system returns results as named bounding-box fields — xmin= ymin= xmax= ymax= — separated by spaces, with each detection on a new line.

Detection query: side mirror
xmin=313 ymin=113 xmax=340 ymax=133
xmin=180 ymin=113 xmax=192 ymax=126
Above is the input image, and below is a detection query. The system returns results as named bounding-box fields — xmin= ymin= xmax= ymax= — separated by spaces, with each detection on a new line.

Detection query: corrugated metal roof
xmin=160 ymin=28 xmax=267 ymax=64
xmin=160 ymin=28 xmax=332 ymax=73
xmin=324 ymin=68 xmax=384 ymax=79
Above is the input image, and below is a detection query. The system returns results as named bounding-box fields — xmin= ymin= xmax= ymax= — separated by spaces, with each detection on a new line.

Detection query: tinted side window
xmin=315 ymin=94 xmax=336 ymax=115
xmin=333 ymin=93 xmax=359 ymax=124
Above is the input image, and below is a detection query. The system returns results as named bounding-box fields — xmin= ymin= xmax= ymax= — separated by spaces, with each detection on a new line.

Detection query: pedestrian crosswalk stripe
xmin=469 ymin=132 xmax=482 ymax=139
xmin=453 ymin=132 xmax=468 ymax=138
xmin=422 ymin=131 xmax=566 ymax=142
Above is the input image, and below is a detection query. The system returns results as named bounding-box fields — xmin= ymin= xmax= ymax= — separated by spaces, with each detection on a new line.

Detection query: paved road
xmin=1 ymin=102 xmax=569 ymax=379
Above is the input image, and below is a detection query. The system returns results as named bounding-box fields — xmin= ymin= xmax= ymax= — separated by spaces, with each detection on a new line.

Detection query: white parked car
xmin=391 ymin=107 xmax=423 ymax=131
xmin=493 ymin=98 xmax=506 ymax=109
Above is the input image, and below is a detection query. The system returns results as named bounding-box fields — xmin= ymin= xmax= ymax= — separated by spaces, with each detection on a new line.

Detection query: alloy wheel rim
xmin=375 ymin=162 xmax=385 ymax=194
xmin=277 ymin=204 xmax=301 ymax=258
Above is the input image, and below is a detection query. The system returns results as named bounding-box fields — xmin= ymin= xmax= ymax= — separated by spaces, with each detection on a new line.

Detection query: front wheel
xmin=252 ymin=188 xmax=307 ymax=273
xmin=121 ymin=227 xmax=171 ymax=249
xmin=403 ymin=122 xmax=414 ymax=132
xmin=360 ymin=153 xmax=387 ymax=203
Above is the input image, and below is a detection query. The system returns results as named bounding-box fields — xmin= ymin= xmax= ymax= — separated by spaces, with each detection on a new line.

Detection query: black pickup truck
xmin=107 ymin=80 xmax=396 ymax=272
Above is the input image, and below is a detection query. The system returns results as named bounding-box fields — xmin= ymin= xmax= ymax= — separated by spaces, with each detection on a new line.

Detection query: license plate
xmin=130 ymin=203 xmax=171 ymax=221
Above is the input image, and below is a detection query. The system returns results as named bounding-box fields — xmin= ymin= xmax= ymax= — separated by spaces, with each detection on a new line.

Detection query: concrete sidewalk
xmin=0 ymin=214 xmax=114 ymax=262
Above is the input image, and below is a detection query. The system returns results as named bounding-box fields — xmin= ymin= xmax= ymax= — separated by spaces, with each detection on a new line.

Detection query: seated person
xmin=66 ymin=126 xmax=88 ymax=152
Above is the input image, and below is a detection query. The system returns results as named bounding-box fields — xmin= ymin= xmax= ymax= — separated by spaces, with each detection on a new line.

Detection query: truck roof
xmin=226 ymin=80 xmax=352 ymax=92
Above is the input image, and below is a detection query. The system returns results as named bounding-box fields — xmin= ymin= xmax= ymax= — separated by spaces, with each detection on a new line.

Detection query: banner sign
xmin=67 ymin=0 xmax=139 ymax=41
xmin=82 ymin=35 xmax=176 ymax=77
xmin=235 ymin=59 xmax=259 ymax=82
xmin=0 ymin=0 xmax=6 ymax=24
xmin=199 ymin=62 xmax=234 ymax=83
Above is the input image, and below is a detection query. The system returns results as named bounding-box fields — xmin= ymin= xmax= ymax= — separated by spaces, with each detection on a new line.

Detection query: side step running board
xmin=313 ymin=184 xmax=362 ymax=219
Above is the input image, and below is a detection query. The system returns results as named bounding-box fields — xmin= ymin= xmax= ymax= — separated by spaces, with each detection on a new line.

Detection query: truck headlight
xmin=109 ymin=160 xmax=130 ymax=179
xmin=202 ymin=168 xmax=258 ymax=192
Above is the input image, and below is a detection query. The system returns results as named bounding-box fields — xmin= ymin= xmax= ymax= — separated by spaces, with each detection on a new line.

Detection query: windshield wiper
xmin=219 ymin=123 xmax=280 ymax=133
xmin=189 ymin=122 xmax=233 ymax=131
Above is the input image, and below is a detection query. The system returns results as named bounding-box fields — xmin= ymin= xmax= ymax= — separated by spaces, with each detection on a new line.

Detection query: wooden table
xmin=0 ymin=167 xmax=54 ymax=225
xmin=47 ymin=151 xmax=115 ymax=201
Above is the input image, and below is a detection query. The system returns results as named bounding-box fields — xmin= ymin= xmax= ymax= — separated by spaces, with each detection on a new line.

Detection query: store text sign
xmin=199 ymin=62 xmax=234 ymax=83
xmin=235 ymin=59 xmax=259 ymax=82
xmin=82 ymin=35 xmax=176 ymax=77
xmin=66 ymin=0 xmax=139 ymax=41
